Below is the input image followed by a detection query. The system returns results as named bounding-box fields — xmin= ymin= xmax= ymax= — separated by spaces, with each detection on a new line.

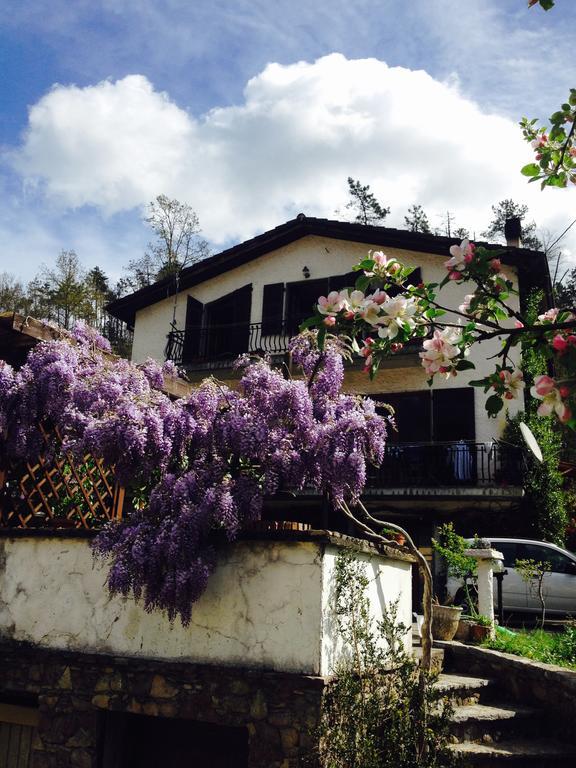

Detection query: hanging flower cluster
xmin=305 ymin=240 xmax=576 ymax=426
xmin=0 ymin=330 xmax=388 ymax=624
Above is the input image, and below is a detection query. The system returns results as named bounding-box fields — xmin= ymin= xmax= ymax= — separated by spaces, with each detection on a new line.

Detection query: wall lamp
xmin=302 ymin=265 xmax=311 ymax=279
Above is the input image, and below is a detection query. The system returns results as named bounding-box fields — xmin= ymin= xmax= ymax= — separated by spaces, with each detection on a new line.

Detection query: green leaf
xmin=539 ymin=0 xmax=555 ymax=10
xmin=456 ymin=360 xmax=476 ymax=371
xmin=355 ymin=275 xmax=371 ymax=293
xmin=521 ymin=163 xmax=541 ymax=177
xmin=469 ymin=379 xmax=488 ymax=387
xmin=317 ymin=326 xmax=326 ymax=350
xmin=486 ymin=395 xmax=504 ymax=417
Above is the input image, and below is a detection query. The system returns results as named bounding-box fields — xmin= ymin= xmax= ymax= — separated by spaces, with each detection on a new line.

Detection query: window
xmin=518 ymin=544 xmax=576 ymax=574
xmin=0 ymin=702 xmax=38 ymax=768
xmin=376 ymin=388 xmax=475 ymax=444
xmin=492 ymin=542 xmax=518 ymax=569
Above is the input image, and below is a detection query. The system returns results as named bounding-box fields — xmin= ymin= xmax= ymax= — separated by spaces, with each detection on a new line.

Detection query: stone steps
xmin=450 ymin=702 xmax=539 ymax=743
xmin=450 ymin=737 xmax=576 ymax=767
xmin=436 ymin=669 xmax=576 ymax=767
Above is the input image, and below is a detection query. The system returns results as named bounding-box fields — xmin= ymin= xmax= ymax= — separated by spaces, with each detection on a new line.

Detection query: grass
xmin=482 ymin=625 xmax=576 ymax=670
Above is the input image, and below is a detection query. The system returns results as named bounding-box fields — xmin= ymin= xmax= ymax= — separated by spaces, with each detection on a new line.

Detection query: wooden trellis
xmin=0 ymin=422 xmax=124 ymax=530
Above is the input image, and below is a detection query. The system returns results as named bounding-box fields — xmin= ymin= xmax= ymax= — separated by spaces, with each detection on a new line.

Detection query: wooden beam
xmin=0 ymin=313 xmax=195 ymax=399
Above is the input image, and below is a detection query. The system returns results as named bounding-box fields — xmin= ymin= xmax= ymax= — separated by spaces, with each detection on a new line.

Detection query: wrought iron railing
xmin=367 ymin=442 xmax=523 ymax=489
xmin=165 ymin=322 xmax=294 ymax=367
xmin=166 ymin=321 xmax=423 ymax=368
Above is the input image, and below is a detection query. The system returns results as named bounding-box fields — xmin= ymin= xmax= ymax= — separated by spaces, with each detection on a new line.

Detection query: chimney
xmin=504 ymin=217 xmax=522 ymax=248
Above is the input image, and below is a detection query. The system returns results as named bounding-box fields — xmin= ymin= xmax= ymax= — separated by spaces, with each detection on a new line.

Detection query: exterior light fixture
xmin=302 ymin=266 xmax=310 ymax=279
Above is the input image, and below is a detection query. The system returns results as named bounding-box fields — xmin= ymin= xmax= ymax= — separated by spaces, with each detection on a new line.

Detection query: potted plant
xmin=431 ymin=599 xmax=463 ymax=641
xmin=432 ymin=523 xmax=478 ymax=641
xmin=469 ymin=614 xmax=492 ymax=643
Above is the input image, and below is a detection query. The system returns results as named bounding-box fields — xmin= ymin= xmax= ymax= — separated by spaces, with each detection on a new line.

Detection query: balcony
xmin=165 ymin=322 xmax=422 ymax=371
xmin=365 ymin=441 xmax=523 ymax=499
xmin=165 ymin=322 xmax=291 ymax=370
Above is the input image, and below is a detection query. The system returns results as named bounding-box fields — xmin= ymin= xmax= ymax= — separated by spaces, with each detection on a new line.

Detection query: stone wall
xmin=0 ymin=643 xmax=325 ymax=768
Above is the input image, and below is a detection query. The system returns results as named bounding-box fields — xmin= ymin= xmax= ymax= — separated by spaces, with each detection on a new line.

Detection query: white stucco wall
xmin=131 ymin=234 xmax=522 ymax=443
xmin=0 ymin=536 xmax=411 ymax=676
xmin=321 ymin=546 xmax=413 ymax=673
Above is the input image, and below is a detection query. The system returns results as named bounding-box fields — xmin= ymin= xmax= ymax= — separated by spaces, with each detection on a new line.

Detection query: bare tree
xmin=0 ymin=272 xmax=28 ymax=314
xmin=123 ymin=195 xmax=209 ymax=291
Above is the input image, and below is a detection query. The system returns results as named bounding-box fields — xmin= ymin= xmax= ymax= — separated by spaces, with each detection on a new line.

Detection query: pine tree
xmin=481 ymin=199 xmax=542 ymax=250
xmin=345 ymin=178 xmax=390 ymax=226
xmin=404 ymin=204 xmax=431 ymax=233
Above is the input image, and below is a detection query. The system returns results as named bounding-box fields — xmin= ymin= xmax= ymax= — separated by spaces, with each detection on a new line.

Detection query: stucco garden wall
xmin=0 ymin=532 xmax=412 ymax=676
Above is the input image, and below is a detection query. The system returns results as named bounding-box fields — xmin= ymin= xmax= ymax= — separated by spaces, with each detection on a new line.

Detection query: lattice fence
xmin=0 ymin=423 xmax=124 ymax=529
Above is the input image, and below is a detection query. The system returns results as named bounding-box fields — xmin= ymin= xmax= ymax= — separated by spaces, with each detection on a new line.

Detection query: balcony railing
xmin=166 ymin=322 xmax=422 ymax=368
xmin=367 ymin=442 xmax=523 ymax=489
xmin=166 ymin=322 xmax=294 ymax=367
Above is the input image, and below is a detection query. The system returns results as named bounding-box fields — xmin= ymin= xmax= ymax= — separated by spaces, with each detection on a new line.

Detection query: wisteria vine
xmin=0 ymin=328 xmax=388 ymax=624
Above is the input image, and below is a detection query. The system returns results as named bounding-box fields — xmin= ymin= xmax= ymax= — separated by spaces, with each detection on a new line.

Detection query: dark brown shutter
xmin=285 ymin=278 xmax=329 ymax=335
xmin=182 ymin=296 xmax=204 ymax=363
xmin=262 ymin=283 xmax=284 ymax=335
xmin=328 ymin=271 xmax=357 ymax=292
xmin=432 ymin=388 xmax=475 ymax=442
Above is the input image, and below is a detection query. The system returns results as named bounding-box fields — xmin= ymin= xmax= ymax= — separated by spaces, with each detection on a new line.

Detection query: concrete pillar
xmin=464 ymin=548 xmax=504 ymax=638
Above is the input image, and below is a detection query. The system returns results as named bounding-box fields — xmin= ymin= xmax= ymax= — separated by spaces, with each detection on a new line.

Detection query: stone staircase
xmin=427 ymin=648 xmax=576 ymax=767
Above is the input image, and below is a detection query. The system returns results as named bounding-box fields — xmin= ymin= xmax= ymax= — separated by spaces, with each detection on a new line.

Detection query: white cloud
xmin=10 ymin=54 xmax=576 ymax=257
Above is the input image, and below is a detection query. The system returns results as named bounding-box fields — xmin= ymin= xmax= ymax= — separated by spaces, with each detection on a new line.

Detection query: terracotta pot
xmin=470 ymin=623 xmax=491 ymax=643
xmin=431 ymin=604 xmax=462 ymax=641
xmin=393 ymin=533 xmax=406 ymax=546
xmin=454 ymin=619 xmax=474 ymax=642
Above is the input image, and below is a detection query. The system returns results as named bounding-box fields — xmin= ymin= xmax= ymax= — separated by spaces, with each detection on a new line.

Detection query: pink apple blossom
xmin=444 ymin=239 xmax=474 ymax=272
xmin=323 ymin=316 xmax=336 ymax=327
xmin=499 ymin=369 xmax=525 ymax=400
xmin=419 ymin=328 xmax=461 ymax=377
xmin=537 ymin=308 xmax=559 ymax=324
xmin=552 ymin=334 xmax=569 ymax=353
xmin=531 ymin=375 xmax=571 ymax=422
xmin=531 ymin=134 xmax=548 ymax=149
xmin=376 ymin=296 xmax=418 ymax=340
xmin=318 ymin=291 xmax=346 ymax=316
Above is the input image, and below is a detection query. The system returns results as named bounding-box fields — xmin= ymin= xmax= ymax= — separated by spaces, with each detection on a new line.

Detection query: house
xmin=107 ymin=214 xmax=551 ymax=545
xmin=0 ymin=313 xmax=413 ymax=767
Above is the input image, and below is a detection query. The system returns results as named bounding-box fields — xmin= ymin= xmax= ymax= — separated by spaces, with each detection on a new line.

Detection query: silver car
xmin=447 ymin=538 xmax=576 ymax=616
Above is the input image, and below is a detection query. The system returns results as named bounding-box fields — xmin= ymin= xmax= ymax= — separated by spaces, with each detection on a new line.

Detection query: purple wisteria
xmin=0 ymin=329 xmax=388 ymax=624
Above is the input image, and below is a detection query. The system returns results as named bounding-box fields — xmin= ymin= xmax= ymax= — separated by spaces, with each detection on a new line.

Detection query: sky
xmin=1 ymin=0 xmax=575 ymax=286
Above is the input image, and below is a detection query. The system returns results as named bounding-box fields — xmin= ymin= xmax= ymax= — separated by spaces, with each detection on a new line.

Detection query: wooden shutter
xmin=328 ymin=271 xmax=357 ymax=293
xmin=182 ymin=296 xmax=204 ymax=363
xmin=285 ymin=278 xmax=329 ymax=336
xmin=432 ymin=388 xmax=475 ymax=442
xmin=261 ymin=283 xmax=285 ymax=336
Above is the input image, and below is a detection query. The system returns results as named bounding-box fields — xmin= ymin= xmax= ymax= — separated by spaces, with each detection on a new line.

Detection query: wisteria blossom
xmin=0 ymin=328 xmax=389 ymax=624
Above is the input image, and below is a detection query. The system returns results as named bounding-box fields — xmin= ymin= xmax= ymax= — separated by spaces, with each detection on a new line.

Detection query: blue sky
xmin=1 ymin=0 xmax=575 ymax=285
